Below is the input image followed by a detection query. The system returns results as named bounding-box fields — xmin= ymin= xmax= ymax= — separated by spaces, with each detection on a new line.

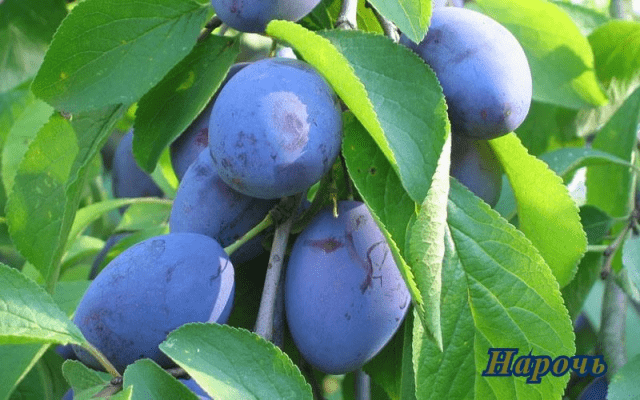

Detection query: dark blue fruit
xmin=112 ymin=131 xmax=163 ymax=199
xmin=577 ymin=376 xmax=607 ymax=400
xmin=180 ymin=378 xmax=211 ymax=400
xmin=73 ymin=233 xmax=234 ymax=373
xmin=450 ymin=136 xmax=502 ymax=207
xmin=170 ymin=150 xmax=276 ymax=264
xmin=170 ymin=64 xmax=248 ymax=180
xmin=285 ymin=201 xmax=410 ymax=374
xmin=401 ymin=8 xmax=532 ymax=139
xmin=210 ymin=0 xmax=322 ymax=33
xmin=208 ymin=58 xmax=342 ymax=199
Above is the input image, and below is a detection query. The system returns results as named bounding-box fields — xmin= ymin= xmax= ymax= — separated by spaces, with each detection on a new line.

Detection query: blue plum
xmin=112 ymin=130 xmax=163 ymax=199
xmin=73 ymin=233 xmax=234 ymax=373
xmin=211 ymin=0 xmax=322 ymax=33
xmin=285 ymin=201 xmax=410 ymax=374
xmin=450 ymin=136 xmax=502 ymax=207
xmin=170 ymin=150 xmax=276 ymax=264
xmin=401 ymin=8 xmax=532 ymax=139
xmin=577 ymin=376 xmax=607 ymax=400
xmin=62 ymin=389 xmax=73 ymax=400
xmin=171 ymin=64 xmax=249 ymax=180
xmin=208 ymin=58 xmax=342 ymax=199
xmin=180 ymin=378 xmax=211 ymax=400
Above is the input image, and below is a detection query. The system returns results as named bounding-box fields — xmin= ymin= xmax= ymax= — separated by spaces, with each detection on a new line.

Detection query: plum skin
xmin=112 ymin=130 xmax=163 ymax=199
xmin=210 ymin=0 xmax=322 ymax=33
xmin=401 ymin=8 xmax=532 ymax=139
xmin=72 ymin=233 xmax=234 ymax=373
xmin=170 ymin=150 xmax=276 ymax=264
xmin=208 ymin=58 xmax=343 ymax=199
xmin=450 ymin=136 xmax=503 ymax=207
xmin=285 ymin=201 xmax=410 ymax=375
xmin=170 ymin=63 xmax=249 ymax=180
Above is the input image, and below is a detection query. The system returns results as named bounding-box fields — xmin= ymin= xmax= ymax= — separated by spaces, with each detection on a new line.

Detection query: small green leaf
xmin=515 ymin=101 xmax=580 ymax=156
xmin=0 ymin=0 xmax=67 ymax=93
xmin=366 ymin=0 xmax=430 ymax=44
xmin=52 ymin=281 xmax=91 ymax=317
xmin=61 ymin=360 xmax=110 ymax=393
xmin=413 ymin=180 xmax=575 ymax=400
xmin=0 ymin=264 xmax=85 ymax=345
xmin=9 ymin=349 xmax=68 ymax=400
xmin=587 ymin=86 xmax=640 ymax=218
xmin=589 ymin=20 xmax=640 ymax=88
xmin=31 ymin=0 xmax=209 ymax=112
xmin=490 ymin=133 xmax=587 ymax=288
xmin=475 ymin=0 xmax=608 ymax=109
xmin=1 ymin=99 xmax=53 ymax=195
xmin=133 ymin=34 xmax=240 ymax=172
xmin=123 ymin=359 xmax=199 ymax=400
xmin=160 ymin=323 xmax=313 ymax=400
xmin=539 ymin=147 xmax=638 ymax=180
xmin=609 ymin=353 xmax=640 ymax=400
xmin=267 ymin=22 xmax=449 ymax=203
xmin=551 ymin=0 xmax=609 ymax=36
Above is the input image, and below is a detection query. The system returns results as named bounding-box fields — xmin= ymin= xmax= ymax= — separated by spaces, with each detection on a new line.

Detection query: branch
xmin=601 ymin=208 xmax=638 ymax=279
xmin=336 ymin=0 xmax=358 ymax=30
xmin=253 ymin=196 xmax=300 ymax=341
xmin=366 ymin=2 xmax=399 ymax=42
xmin=223 ymin=214 xmax=273 ymax=256
xmin=355 ymin=370 xmax=371 ymax=400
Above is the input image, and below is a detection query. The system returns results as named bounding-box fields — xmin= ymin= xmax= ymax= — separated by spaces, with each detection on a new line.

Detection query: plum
xmin=450 ymin=136 xmax=502 ymax=207
xmin=401 ymin=8 xmax=532 ymax=139
xmin=171 ymin=63 xmax=248 ymax=180
xmin=285 ymin=201 xmax=410 ymax=374
xmin=112 ymin=130 xmax=163 ymax=199
xmin=170 ymin=150 xmax=276 ymax=264
xmin=208 ymin=58 xmax=342 ymax=199
xmin=180 ymin=378 xmax=211 ymax=400
xmin=72 ymin=233 xmax=234 ymax=373
xmin=577 ymin=376 xmax=607 ymax=400
xmin=210 ymin=0 xmax=322 ymax=33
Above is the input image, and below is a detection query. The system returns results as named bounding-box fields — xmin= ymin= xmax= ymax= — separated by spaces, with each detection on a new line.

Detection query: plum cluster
xmin=75 ymin=2 xmax=534 ymax=393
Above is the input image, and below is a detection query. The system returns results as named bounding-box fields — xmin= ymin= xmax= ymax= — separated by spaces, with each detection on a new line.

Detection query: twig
xmin=198 ymin=16 xmax=223 ymax=41
xmin=223 ymin=214 xmax=273 ymax=256
xmin=598 ymin=275 xmax=627 ymax=378
xmin=339 ymin=153 xmax=355 ymax=201
xmin=354 ymin=370 xmax=371 ymax=400
xmin=83 ymin=342 xmax=120 ymax=378
xmin=609 ymin=0 xmax=627 ymax=19
xmin=601 ymin=209 xmax=639 ymax=279
xmin=366 ymin=2 xmax=399 ymax=42
xmin=253 ymin=196 xmax=299 ymax=341
xmin=336 ymin=0 xmax=358 ymax=30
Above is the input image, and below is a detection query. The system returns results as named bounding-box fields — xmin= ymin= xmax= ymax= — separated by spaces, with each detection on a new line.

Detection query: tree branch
xmin=598 ymin=275 xmax=628 ymax=378
xmin=336 ymin=0 xmax=358 ymax=30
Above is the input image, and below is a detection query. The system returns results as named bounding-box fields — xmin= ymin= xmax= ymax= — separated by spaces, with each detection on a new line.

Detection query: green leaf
xmin=267 ymin=22 xmax=449 ymax=203
xmin=160 ymin=323 xmax=313 ymax=400
xmin=52 ymin=281 xmax=91 ymax=317
xmin=133 ymin=34 xmax=240 ymax=172
xmin=551 ymin=0 xmax=609 ymax=36
xmin=6 ymin=105 xmax=125 ymax=289
xmin=609 ymin=353 xmax=640 ymax=400
xmin=9 ymin=349 xmax=68 ymax=400
xmin=0 ymin=263 xmax=85 ymax=345
xmin=589 ymin=20 xmax=640 ymax=88
xmin=587 ymin=86 xmax=640 ymax=218
xmin=407 ymin=135 xmax=451 ymax=350
xmin=61 ymin=360 xmax=110 ymax=393
xmin=0 ymin=345 xmax=48 ymax=400
xmin=366 ymin=0 xmax=430 ymax=44
xmin=579 ymin=205 xmax=614 ymax=245
xmin=475 ymin=0 xmax=608 ymax=109
xmin=1 ymin=99 xmax=53 ymax=196
xmin=363 ymin=320 xmax=406 ymax=400
xmin=122 ymin=359 xmax=199 ymax=400
xmin=562 ymin=249 xmax=604 ymax=321
xmin=490 ymin=133 xmax=586 ymax=287
xmin=0 ymin=0 xmax=67 ymax=93
xmin=539 ymin=147 xmax=638 ymax=181
xmin=623 ymin=234 xmax=640 ymax=302
xmin=31 ymin=0 xmax=209 ymax=113
xmin=515 ymin=101 xmax=580 ymax=157
xmin=116 ymin=202 xmax=171 ymax=232
xmin=412 ymin=180 xmax=575 ymax=400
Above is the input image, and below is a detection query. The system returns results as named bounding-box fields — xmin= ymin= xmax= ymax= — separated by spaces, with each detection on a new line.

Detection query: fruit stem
xmin=198 ymin=16 xmax=222 ymax=42
xmin=355 ymin=370 xmax=371 ymax=400
xmin=254 ymin=212 xmax=294 ymax=342
xmin=223 ymin=214 xmax=273 ymax=256
xmin=83 ymin=341 xmax=121 ymax=378
xmin=336 ymin=0 xmax=358 ymax=30
xmin=365 ymin=2 xmax=399 ymax=42
xmin=292 ymin=173 xmax=332 ymax=234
